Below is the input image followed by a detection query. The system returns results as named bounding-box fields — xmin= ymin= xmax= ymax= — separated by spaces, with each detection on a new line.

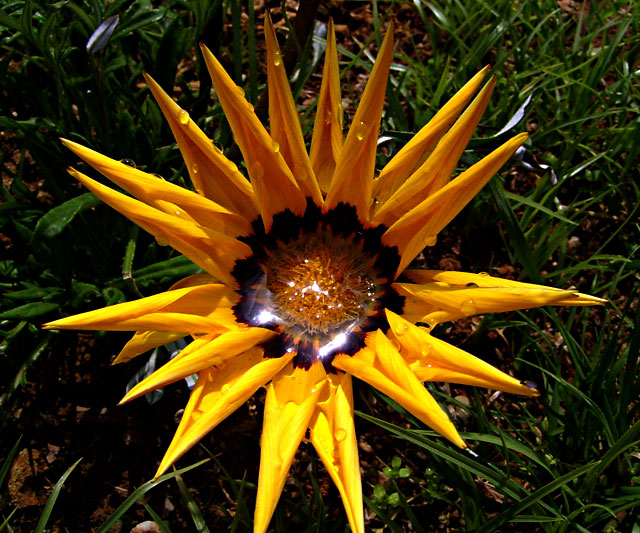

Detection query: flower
xmin=44 ymin=17 xmax=605 ymax=533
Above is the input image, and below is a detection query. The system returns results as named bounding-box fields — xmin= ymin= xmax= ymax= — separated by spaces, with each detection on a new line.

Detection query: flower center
xmin=232 ymin=202 xmax=404 ymax=370
xmin=263 ymin=233 xmax=378 ymax=337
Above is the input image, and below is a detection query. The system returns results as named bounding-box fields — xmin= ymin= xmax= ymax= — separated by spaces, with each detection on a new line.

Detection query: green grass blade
xmin=34 ymin=457 xmax=83 ymax=533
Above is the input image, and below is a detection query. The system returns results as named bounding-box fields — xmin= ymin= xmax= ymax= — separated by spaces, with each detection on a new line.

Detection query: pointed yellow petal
xmin=404 ymin=270 xmax=607 ymax=307
xmin=333 ymin=332 xmax=465 ymax=448
xmin=61 ymin=138 xmax=252 ymax=237
xmin=324 ymin=25 xmax=394 ymax=222
xmin=309 ymin=18 xmax=344 ymax=194
xmin=309 ymin=373 xmax=364 ymax=533
xmin=143 ymin=73 xmax=258 ymax=219
xmin=372 ymin=66 xmax=491 ymax=203
xmin=154 ymin=348 xmax=296 ymax=477
xmin=65 ymin=168 xmax=251 ymax=286
xmin=254 ymin=362 xmax=328 ymax=533
xmin=373 ymin=77 xmax=497 ymax=227
xmin=200 ymin=44 xmax=307 ymax=230
xmin=114 ymin=331 xmax=187 ymax=364
xmin=120 ymin=327 xmax=277 ymax=403
xmin=264 ymin=15 xmax=323 ymax=205
xmin=43 ymin=284 xmax=239 ymax=333
xmin=386 ymin=310 xmax=537 ymax=395
xmin=396 ymin=279 xmax=595 ymax=323
xmin=383 ymin=132 xmax=529 ymax=275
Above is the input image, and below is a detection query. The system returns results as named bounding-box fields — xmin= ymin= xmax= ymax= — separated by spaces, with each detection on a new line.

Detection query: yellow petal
xmin=396 ymin=280 xmax=594 ymax=323
xmin=255 ymin=362 xmax=328 ymax=533
xmin=386 ymin=310 xmax=537 ymax=395
xmin=404 ymin=269 xmax=607 ymax=307
xmin=373 ymin=76 xmax=497 ymax=227
xmin=309 ymin=373 xmax=364 ymax=533
xmin=43 ymin=283 xmax=238 ymax=333
xmin=333 ymin=331 xmax=465 ymax=448
xmin=383 ymin=132 xmax=529 ymax=275
xmin=114 ymin=331 xmax=187 ymax=364
xmin=61 ymin=138 xmax=252 ymax=237
xmin=143 ymin=73 xmax=258 ymax=218
xmin=264 ymin=15 xmax=323 ymax=205
xmin=65 ymin=168 xmax=251 ymax=286
xmin=120 ymin=327 xmax=277 ymax=403
xmin=155 ymin=348 xmax=296 ymax=477
xmin=372 ymin=66 xmax=491 ymax=204
xmin=309 ymin=18 xmax=344 ymax=194
xmin=200 ymin=44 xmax=307 ymax=230
xmin=324 ymin=25 xmax=394 ymax=222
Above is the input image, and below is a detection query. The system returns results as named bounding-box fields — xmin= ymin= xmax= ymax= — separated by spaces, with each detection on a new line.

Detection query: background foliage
xmin=1 ymin=0 xmax=638 ymax=531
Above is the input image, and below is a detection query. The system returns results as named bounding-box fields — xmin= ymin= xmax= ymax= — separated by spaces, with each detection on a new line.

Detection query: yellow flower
xmin=44 ymin=18 xmax=604 ymax=533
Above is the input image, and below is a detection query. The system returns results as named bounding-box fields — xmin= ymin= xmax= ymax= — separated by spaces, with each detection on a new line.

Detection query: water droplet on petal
xmin=335 ymin=428 xmax=347 ymax=442
xmin=247 ymin=102 xmax=254 ymax=112
xmin=178 ymin=109 xmax=190 ymax=125
xmin=212 ymin=141 xmax=223 ymax=154
xmin=466 ymin=282 xmax=479 ymax=288
xmin=426 ymin=317 xmax=438 ymax=328
xmin=226 ymin=160 xmax=239 ymax=173
xmin=273 ymin=50 xmax=282 ymax=66
xmin=221 ymin=383 xmax=232 ymax=394
xmin=120 ymin=158 xmax=136 ymax=168
xmin=272 ymin=140 xmax=280 ymax=153
xmin=460 ymin=299 xmax=476 ymax=315
xmin=421 ymin=343 xmax=432 ymax=357
xmin=237 ymin=85 xmax=245 ymax=97
xmin=151 ymin=173 xmax=165 ymax=180
xmin=355 ymin=121 xmax=366 ymax=141
xmin=478 ymin=272 xmax=489 ymax=277
xmin=155 ymin=235 xmax=169 ymax=246
xmin=395 ymin=324 xmax=409 ymax=336
xmin=191 ymin=162 xmax=199 ymax=174
xmin=252 ymin=161 xmax=264 ymax=180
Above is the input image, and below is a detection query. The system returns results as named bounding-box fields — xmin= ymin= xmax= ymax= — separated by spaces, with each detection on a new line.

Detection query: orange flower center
xmin=263 ymin=234 xmax=379 ymax=337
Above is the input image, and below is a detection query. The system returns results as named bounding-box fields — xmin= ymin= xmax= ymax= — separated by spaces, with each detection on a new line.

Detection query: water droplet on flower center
xmin=263 ymin=234 xmax=378 ymax=338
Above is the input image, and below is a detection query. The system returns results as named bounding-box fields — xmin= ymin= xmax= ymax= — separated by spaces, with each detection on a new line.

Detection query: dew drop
xmin=355 ymin=121 xmax=366 ymax=141
xmin=272 ymin=140 xmax=280 ymax=153
xmin=174 ymin=210 xmax=181 ymax=216
xmin=478 ymin=272 xmax=489 ymax=277
xmin=155 ymin=235 xmax=169 ymax=246
xmin=426 ymin=317 xmax=437 ymax=328
xmin=178 ymin=109 xmax=190 ymax=125
xmin=273 ymin=50 xmax=282 ymax=66
xmin=237 ymin=85 xmax=245 ymax=97
xmin=395 ymin=324 xmax=409 ymax=336
xmin=226 ymin=160 xmax=239 ymax=173
xmin=421 ymin=343 xmax=432 ymax=357
xmin=466 ymin=282 xmax=479 ymax=288
xmin=221 ymin=383 xmax=232 ymax=394
xmin=120 ymin=158 xmax=136 ymax=168
xmin=247 ymin=102 xmax=254 ymax=112
xmin=151 ymin=173 xmax=165 ymax=180
xmin=191 ymin=162 xmax=199 ymax=174
xmin=212 ymin=141 xmax=223 ymax=154
xmin=335 ymin=428 xmax=347 ymax=442
xmin=252 ymin=161 xmax=264 ymax=180
xmin=460 ymin=299 xmax=477 ymax=315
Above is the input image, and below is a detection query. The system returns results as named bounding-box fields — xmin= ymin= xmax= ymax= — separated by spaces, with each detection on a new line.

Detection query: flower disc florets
xmin=233 ymin=201 xmax=404 ymax=369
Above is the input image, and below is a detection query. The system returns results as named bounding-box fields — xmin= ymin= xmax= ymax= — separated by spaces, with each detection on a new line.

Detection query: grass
xmin=1 ymin=0 xmax=638 ymax=531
